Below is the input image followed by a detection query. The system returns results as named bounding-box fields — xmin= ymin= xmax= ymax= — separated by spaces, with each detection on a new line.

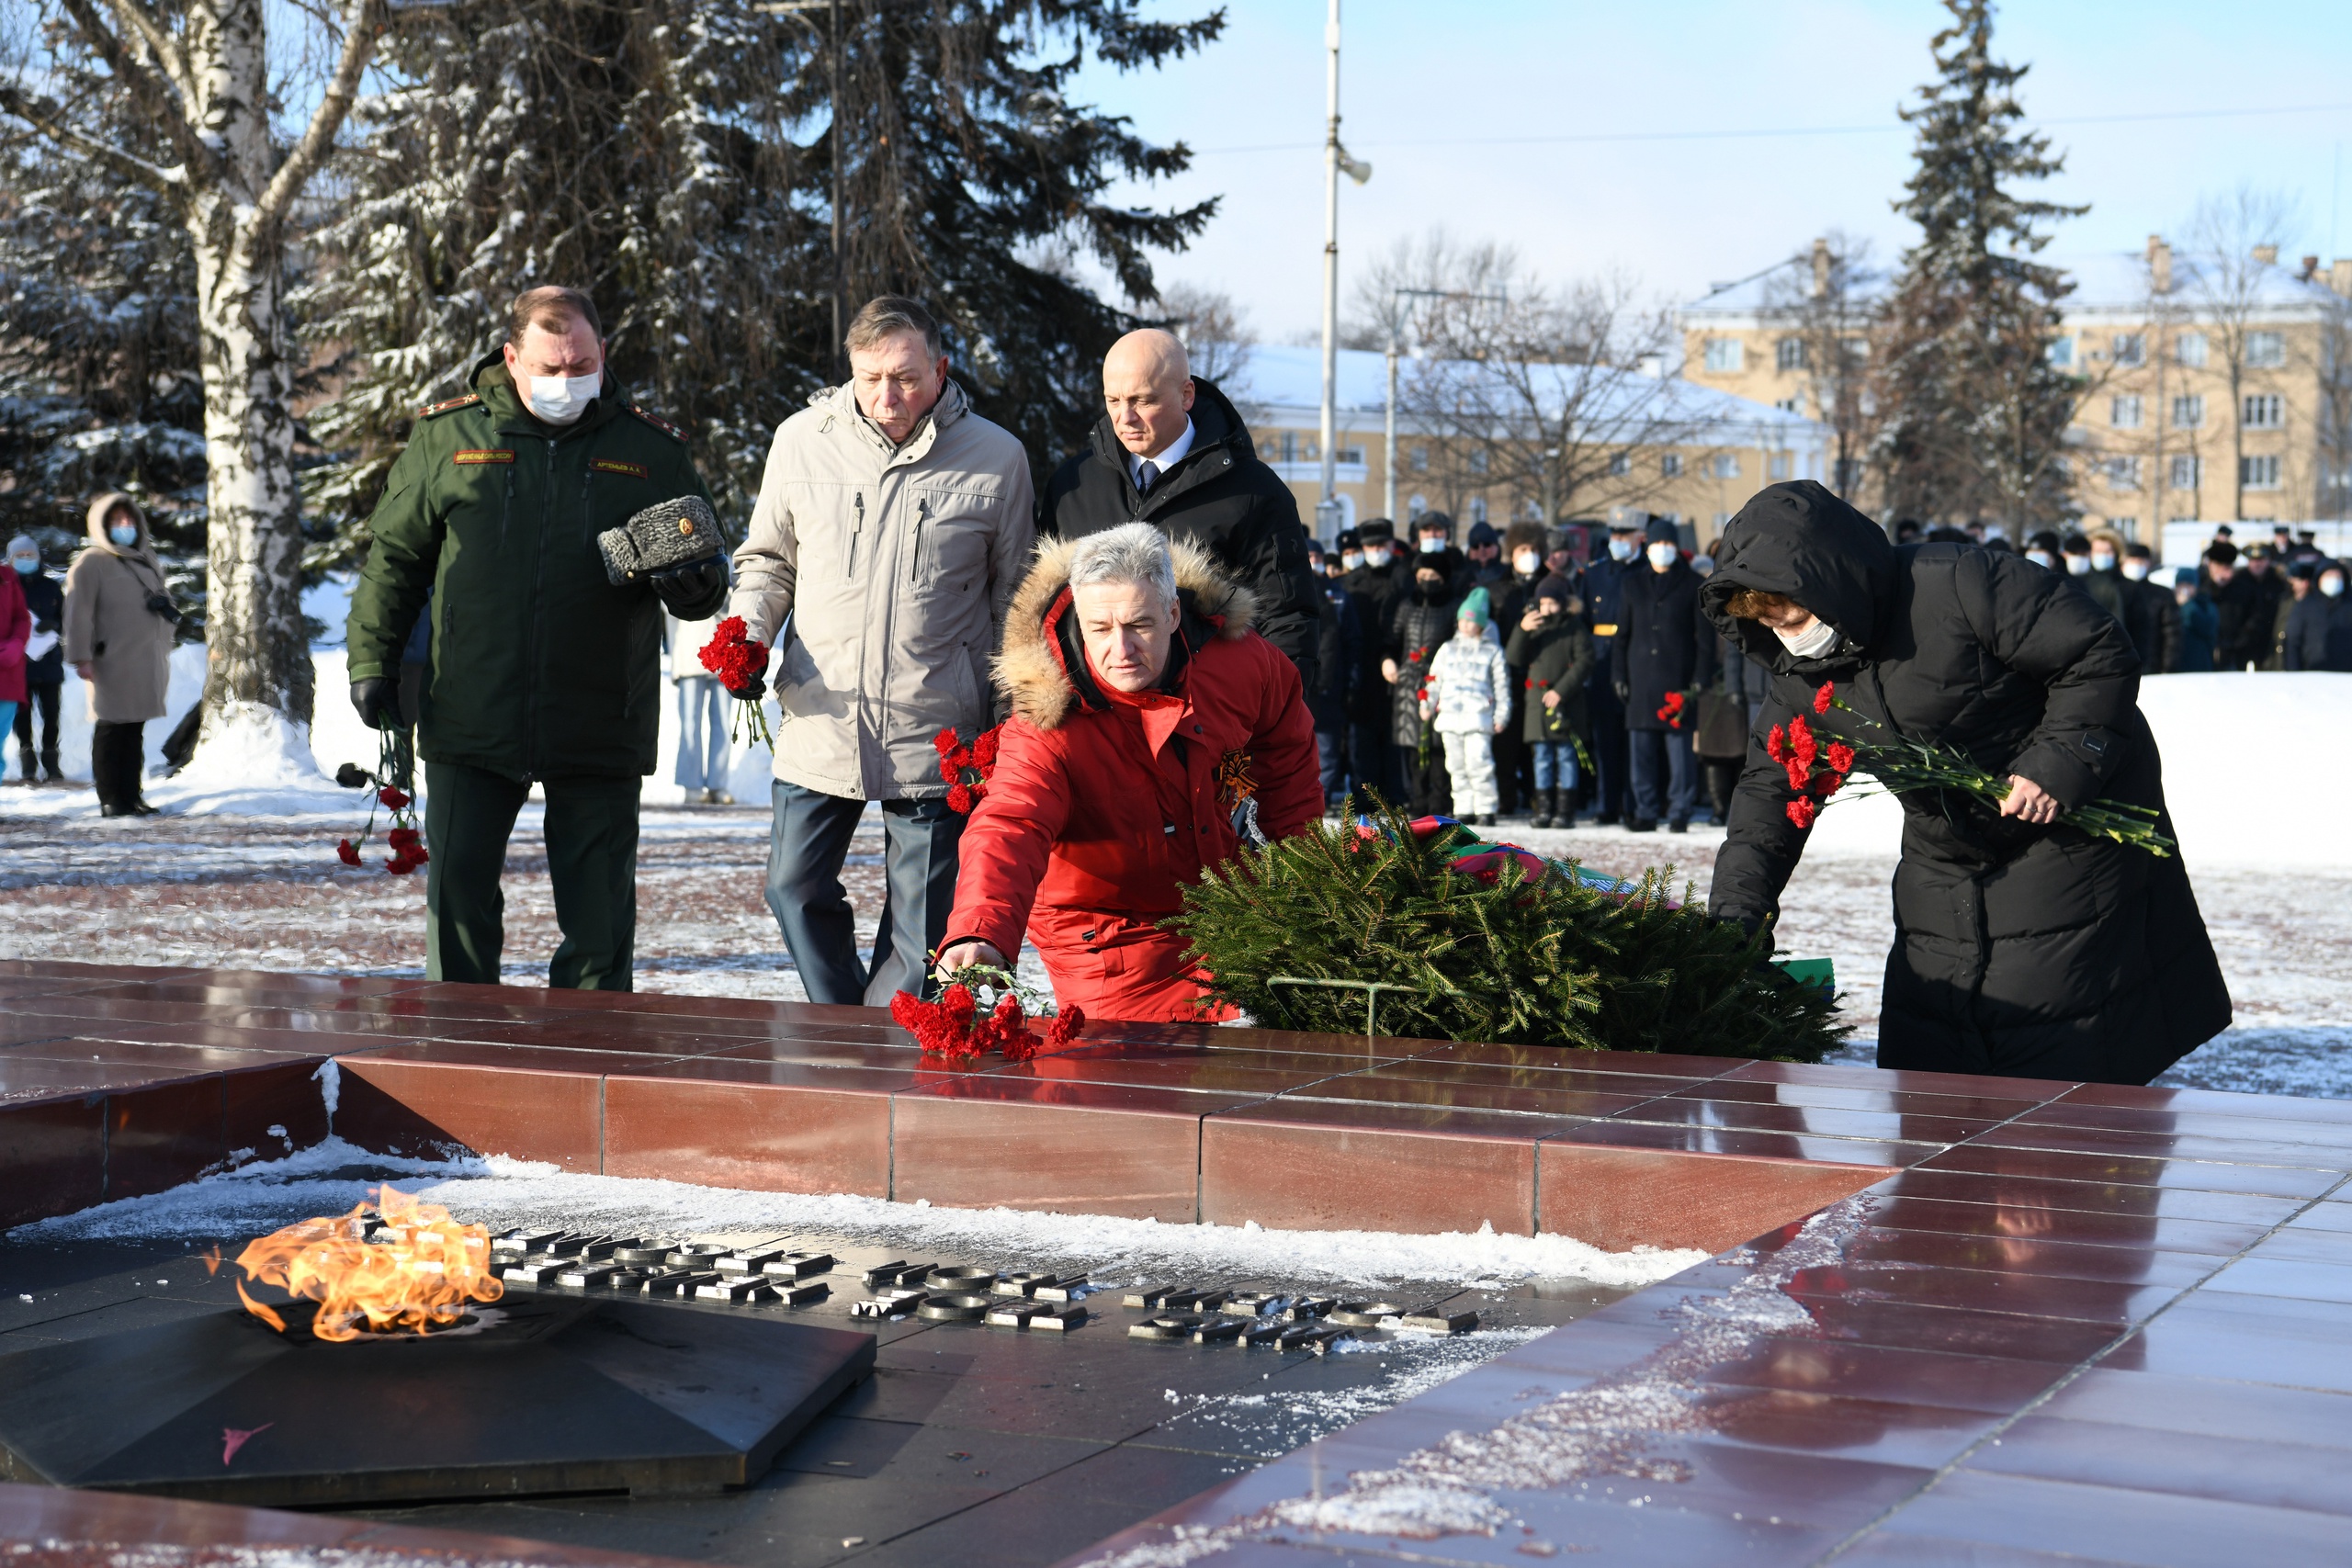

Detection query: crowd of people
xmin=1301 ymin=510 xmax=2352 ymax=832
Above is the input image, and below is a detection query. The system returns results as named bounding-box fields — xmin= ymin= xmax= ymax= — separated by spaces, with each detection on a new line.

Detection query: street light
xmin=1317 ymin=0 xmax=1370 ymax=541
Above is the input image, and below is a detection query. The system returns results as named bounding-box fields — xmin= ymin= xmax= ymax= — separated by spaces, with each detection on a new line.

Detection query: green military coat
xmin=346 ymin=353 xmax=713 ymax=781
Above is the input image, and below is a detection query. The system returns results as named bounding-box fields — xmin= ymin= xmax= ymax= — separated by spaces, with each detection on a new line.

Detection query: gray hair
xmin=845 ymin=294 xmax=943 ymax=360
xmin=1067 ymin=522 xmax=1177 ymax=605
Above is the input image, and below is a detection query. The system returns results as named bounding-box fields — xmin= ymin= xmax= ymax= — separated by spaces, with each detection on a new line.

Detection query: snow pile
xmin=17 ymin=1138 xmax=1709 ymax=1293
xmin=1798 ymin=671 xmax=2352 ymax=871
xmin=162 ymin=700 xmax=342 ymax=811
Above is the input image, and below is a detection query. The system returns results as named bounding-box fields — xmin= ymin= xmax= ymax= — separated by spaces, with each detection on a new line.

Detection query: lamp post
xmin=1317 ymin=0 xmax=1370 ymax=542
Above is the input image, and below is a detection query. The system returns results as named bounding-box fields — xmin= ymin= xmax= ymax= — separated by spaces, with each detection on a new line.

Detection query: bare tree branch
xmin=51 ymin=0 xmax=216 ymax=187
xmin=0 ymin=82 xmax=182 ymax=192
xmin=99 ymin=0 xmax=194 ymax=110
xmin=254 ymin=0 xmax=377 ymax=226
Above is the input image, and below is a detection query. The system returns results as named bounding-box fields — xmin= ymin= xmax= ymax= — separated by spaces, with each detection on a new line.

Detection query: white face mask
xmin=2026 ymin=549 xmax=2057 ymax=570
xmin=1340 ymin=551 xmax=1363 ymax=571
xmin=1607 ymin=536 xmax=1636 ymax=562
xmin=526 ymin=372 xmax=601 ymax=424
xmin=2064 ymin=554 xmax=2092 ymax=576
xmin=108 ymin=524 xmax=140 ymax=548
xmin=2121 ymin=559 xmax=2149 ymax=581
xmin=1514 ymin=551 xmax=1541 ymax=576
xmin=1363 ymin=547 xmax=1391 ymax=568
xmin=2324 ymin=577 xmax=2346 ymax=599
xmin=1773 ymin=617 xmax=1839 ymax=660
xmin=1418 ymin=536 xmax=1446 ymax=555
xmin=2089 ymin=551 xmax=2117 ymax=573
xmin=1646 ymin=542 xmax=1677 ymax=570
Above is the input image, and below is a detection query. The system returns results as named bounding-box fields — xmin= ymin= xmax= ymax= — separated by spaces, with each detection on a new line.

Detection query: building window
xmin=1702 ymin=338 xmax=1744 ymax=373
xmin=1660 ymin=454 xmax=1683 ymax=479
xmin=1469 ymin=497 xmax=1488 ymax=525
xmin=1769 ymin=453 xmax=1792 ymax=479
xmin=2241 ymin=454 xmax=2281 ymax=490
xmin=1712 ymin=454 xmax=1739 ymax=479
xmin=2169 ymin=456 xmax=2200 ymax=490
xmin=2111 ymin=333 xmax=2145 ymax=367
xmin=2104 ymin=457 xmax=2143 ymax=491
xmin=1409 ymin=446 xmax=1429 ymax=473
xmin=2175 ymin=331 xmax=2208 ymax=367
xmin=1607 ymin=452 xmax=1630 ymax=477
xmin=1337 ymin=446 xmax=1364 ymax=466
xmin=1467 ymin=448 xmax=1489 ymax=474
xmin=2109 ymin=517 xmax=2139 ymax=540
xmin=1773 ymin=396 xmax=1802 ymax=413
xmin=2244 ymin=394 xmax=2283 ymax=429
xmin=1407 ymin=493 xmax=1427 ymax=519
xmin=1277 ymin=433 xmax=1296 ymax=463
xmin=1776 ymin=337 xmax=1807 ymax=372
xmin=2110 ymin=395 xmax=2143 ymax=428
xmin=2246 ymin=331 xmax=2285 ymax=368
xmin=2047 ymin=336 xmax=2075 ymax=368
xmin=2171 ymin=394 xmax=2204 ymax=429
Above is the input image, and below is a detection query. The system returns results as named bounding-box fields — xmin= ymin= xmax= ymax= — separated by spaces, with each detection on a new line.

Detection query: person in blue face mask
xmin=6 ymin=536 xmax=62 ymax=784
xmin=62 ymin=495 xmax=176 ymax=814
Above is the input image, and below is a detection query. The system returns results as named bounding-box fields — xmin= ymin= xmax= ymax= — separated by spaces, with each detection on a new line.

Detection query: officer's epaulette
xmin=628 ymin=405 xmax=688 ymax=444
xmin=416 ymin=393 xmax=481 ymax=420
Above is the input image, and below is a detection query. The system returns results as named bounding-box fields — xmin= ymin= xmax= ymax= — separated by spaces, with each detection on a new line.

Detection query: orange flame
xmin=201 ymin=1246 xmax=223 ymax=1276
xmin=234 ymin=1184 xmax=503 ymax=1342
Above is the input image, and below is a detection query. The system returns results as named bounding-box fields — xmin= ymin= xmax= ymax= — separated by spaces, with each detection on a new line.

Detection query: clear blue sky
xmin=1065 ymin=0 xmax=2352 ymax=338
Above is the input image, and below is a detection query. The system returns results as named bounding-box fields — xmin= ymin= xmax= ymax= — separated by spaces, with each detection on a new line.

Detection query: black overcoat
xmin=1041 ymin=377 xmax=1320 ymax=692
xmin=1611 ymin=558 xmax=1715 ymax=733
xmin=1702 ymin=482 xmax=2230 ymax=1086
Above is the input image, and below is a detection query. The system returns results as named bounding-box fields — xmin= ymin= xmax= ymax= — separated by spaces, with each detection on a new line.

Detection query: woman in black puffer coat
xmin=1702 ymin=482 xmax=2229 ymax=1086
xmin=1386 ymin=565 xmax=1463 ymax=813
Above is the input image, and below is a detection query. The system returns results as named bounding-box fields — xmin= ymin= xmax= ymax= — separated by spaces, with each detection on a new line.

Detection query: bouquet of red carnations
xmin=1783 ymin=680 xmax=2174 ymax=855
xmin=933 ymin=725 xmax=1002 ymax=815
xmin=888 ymin=960 xmax=1084 ymax=1064
xmin=332 ymin=729 xmax=429 ymax=876
xmin=697 ymin=616 xmax=775 ymax=748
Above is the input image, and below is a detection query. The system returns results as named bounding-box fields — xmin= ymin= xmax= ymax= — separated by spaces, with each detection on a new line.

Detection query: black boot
xmin=1532 ymin=789 xmax=1554 ymax=829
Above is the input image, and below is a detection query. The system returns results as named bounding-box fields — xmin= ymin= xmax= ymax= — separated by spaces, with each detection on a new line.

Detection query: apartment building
xmin=1212 ymin=343 xmax=1828 ymax=549
xmin=1679 ymin=237 xmax=2352 ymax=541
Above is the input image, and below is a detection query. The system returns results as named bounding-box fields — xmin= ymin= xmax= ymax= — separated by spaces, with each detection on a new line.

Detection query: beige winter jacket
xmin=62 ymin=493 xmax=175 ymax=723
xmin=729 ymin=380 xmax=1035 ymax=799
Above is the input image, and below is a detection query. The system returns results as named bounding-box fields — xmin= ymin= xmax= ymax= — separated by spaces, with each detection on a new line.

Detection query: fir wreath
xmin=1170 ymin=804 xmax=1848 ymax=1062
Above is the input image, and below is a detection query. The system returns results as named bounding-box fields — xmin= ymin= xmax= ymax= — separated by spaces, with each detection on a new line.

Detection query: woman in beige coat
xmin=63 ymin=493 xmax=177 ymax=816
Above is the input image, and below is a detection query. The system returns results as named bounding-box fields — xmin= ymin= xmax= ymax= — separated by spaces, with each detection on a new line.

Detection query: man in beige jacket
xmin=725 ymin=296 xmax=1035 ymax=1005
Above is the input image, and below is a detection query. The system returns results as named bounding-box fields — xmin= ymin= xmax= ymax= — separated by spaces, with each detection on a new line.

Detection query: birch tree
xmin=1 ymin=0 xmax=382 ymax=742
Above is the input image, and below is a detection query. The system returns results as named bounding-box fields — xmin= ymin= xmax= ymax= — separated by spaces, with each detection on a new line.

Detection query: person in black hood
xmin=1042 ymin=330 xmax=1319 ymax=691
xmin=1343 ymin=520 xmax=1407 ymax=807
xmin=1702 ymin=482 xmax=2229 ymax=1085
xmin=1385 ymin=554 xmax=1462 ymax=814
xmin=1611 ymin=517 xmax=1714 ymax=831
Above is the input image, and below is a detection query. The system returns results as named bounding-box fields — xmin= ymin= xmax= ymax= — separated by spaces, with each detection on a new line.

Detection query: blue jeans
xmin=1530 ymin=739 xmax=1579 ymax=793
xmin=764 ymin=782 xmax=965 ymax=1007
xmin=673 ymin=676 xmax=730 ymax=792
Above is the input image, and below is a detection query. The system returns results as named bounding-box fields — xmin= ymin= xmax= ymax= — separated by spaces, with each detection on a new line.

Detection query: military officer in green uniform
xmin=345 ymin=287 xmax=727 ymax=988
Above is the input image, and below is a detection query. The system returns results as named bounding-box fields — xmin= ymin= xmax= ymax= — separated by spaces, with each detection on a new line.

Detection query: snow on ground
xmin=2 ymin=669 xmax=2347 ymax=1090
xmin=18 ymin=1137 xmax=1706 ymax=1294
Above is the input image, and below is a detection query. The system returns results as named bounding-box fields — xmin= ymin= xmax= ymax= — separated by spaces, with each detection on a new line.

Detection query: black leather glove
xmin=722 ymin=665 xmax=766 ymax=703
xmin=351 ymin=676 xmax=401 ymax=731
xmin=650 ymin=555 xmax=729 ymax=618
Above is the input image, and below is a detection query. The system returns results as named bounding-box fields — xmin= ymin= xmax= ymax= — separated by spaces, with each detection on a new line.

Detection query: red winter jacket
xmin=945 ymin=537 xmax=1321 ymax=1021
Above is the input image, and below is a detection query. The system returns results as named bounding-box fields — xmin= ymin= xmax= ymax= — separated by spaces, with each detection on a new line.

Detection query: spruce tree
xmin=1871 ymin=0 xmax=2085 ymax=536
xmin=297 ymin=0 xmax=1222 ymax=559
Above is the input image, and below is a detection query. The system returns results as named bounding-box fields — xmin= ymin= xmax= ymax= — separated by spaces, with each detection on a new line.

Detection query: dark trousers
xmin=765 ymin=782 xmax=964 ymax=1007
xmin=1347 ymin=718 xmax=1401 ymax=813
xmin=1315 ymin=728 xmax=1348 ymax=802
xmin=12 ymin=682 xmax=59 ymax=776
xmin=1493 ymin=728 xmax=1528 ymax=814
xmin=90 ymin=720 xmax=146 ymax=810
xmin=1627 ymin=728 xmax=1698 ymax=825
xmin=1701 ymin=756 xmax=1741 ymax=824
xmin=1585 ymin=679 xmax=1628 ymax=819
xmin=1406 ymin=736 xmax=1452 ymax=817
xmin=424 ymin=761 xmax=640 ymax=989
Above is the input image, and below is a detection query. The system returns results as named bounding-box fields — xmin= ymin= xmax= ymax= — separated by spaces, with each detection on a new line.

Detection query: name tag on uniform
xmin=452 ymin=449 xmax=514 ymax=466
xmin=590 ymin=458 xmax=650 ymax=478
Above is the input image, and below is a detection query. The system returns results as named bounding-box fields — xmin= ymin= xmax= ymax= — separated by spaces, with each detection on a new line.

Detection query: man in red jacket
xmin=936 ymin=522 xmax=1320 ymax=1021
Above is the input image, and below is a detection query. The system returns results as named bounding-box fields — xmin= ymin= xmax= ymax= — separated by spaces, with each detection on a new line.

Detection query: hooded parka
xmin=1042 ymin=377 xmax=1320 ymax=693
xmin=729 ymin=378 xmax=1035 ymax=801
xmin=1703 ymin=482 xmax=2229 ymax=1086
xmin=62 ymin=493 xmax=175 ymax=722
xmin=944 ymin=538 xmax=1320 ymax=1021
xmin=345 ymin=354 xmax=717 ymax=781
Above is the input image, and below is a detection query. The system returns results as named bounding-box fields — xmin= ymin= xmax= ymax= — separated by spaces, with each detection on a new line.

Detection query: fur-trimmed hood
xmin=995 ymin=535 xmax=1260 ymax=730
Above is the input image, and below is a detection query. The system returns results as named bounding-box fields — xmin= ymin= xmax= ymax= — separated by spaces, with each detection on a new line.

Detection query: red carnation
xmin=385 ymin=853 xmax=418 ymax=875
xmin=971 ymin=727 xmax=1000 ymax=769
xmin=1813 ymin=682 xmax=1835 ymax=716
xmin=336 ymin=839 xmax=362 ymax=867
xmin=1827 ymin=741 xmax=1855 ymax=773
xmin=1766 ymin=725 xmax=1789 ymax=764
xmin=1786 ymin=797 xmax=1817 ymax=829
xmin=933 ymin=728 xmax=960 ymax=757
xmin=946 ymin=783 xmax=973 ymax=815
xmin=1044 ymin=1004 xmax=1086 ymax=1051
xmin=378 ymin=785 xmax=412 ymax=810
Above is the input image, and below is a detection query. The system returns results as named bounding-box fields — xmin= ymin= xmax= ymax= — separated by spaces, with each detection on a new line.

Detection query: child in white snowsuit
xmin=1420 ymin=587 xmax=1513 ymax=823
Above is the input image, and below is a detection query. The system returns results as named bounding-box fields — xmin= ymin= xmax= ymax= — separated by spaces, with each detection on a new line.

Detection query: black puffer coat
xmin=1042 ymin=376 xmax=1320 ymax=692
xmin=1388 ymin=579 xmax=1461 ymax=748
xmin=1702 ymin=482 xmax=2229 ymax=1086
